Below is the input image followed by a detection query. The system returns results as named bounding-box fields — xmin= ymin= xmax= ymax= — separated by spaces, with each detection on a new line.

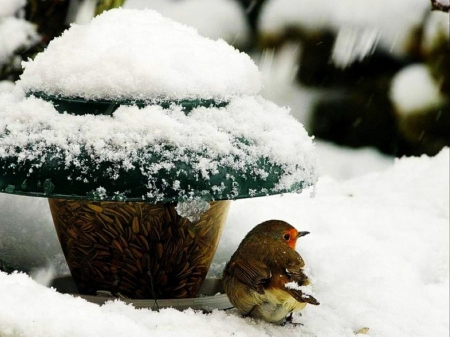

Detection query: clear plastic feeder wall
xmin=48 ymin=199 xmax=230 ymax=299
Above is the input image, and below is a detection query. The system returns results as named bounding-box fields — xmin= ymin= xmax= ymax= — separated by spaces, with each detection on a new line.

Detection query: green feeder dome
xmin=0 ymin=8 xmax=318 ymax=203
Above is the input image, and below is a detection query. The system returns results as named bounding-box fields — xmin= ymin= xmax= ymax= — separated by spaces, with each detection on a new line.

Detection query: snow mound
xmin=18 ymin=8 xmax=261 ymax=101
xmin=0 ymin=148 xmax=448 ymax=337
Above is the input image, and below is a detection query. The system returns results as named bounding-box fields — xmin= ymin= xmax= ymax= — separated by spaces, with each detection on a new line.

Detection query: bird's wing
xmin=272 ymin=249 xmax=320 ymax=305
xmin=282 ymin=250 xmax=308 ymax=284
xmin=285 ymin=263 xmax=309 ymax=285
xmin=226 ymin=258 xmax=272 ymax=294
xmin=284 ymin=284 xmax=320 ymax=305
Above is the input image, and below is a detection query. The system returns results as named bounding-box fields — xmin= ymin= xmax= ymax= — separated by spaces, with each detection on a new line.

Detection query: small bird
xmin=222 ymin=220 xmax=319 ymax=325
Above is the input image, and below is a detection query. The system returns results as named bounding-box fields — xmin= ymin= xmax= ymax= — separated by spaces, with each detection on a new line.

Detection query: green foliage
xmin=95 ymin=0 xmax=127 ymax=16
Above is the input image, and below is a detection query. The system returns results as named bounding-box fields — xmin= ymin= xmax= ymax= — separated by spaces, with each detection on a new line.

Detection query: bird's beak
xmin=297 ymin=231 xmax=310 ymax=238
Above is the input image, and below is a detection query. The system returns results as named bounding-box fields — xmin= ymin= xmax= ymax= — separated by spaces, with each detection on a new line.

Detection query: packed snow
xmin=18 ymin=8 xmax=261 ymax=101
xmin=175 ymin=199 xmax=211 ymax=223
xmin=0 ymin=148 xmax=448 ymax=337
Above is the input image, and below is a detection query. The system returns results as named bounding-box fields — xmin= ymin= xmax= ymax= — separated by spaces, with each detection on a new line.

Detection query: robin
xmin=222 ymin=220 xmax=319 ymax=324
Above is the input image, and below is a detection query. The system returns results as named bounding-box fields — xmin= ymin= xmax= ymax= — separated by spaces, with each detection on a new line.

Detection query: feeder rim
xmin=0 ymin=94 xmax=318 ymax=203
xmin=0 ymin=182 xmax=304 ymax=202
xmin=27 ymin=91 xmax=229 ymax=114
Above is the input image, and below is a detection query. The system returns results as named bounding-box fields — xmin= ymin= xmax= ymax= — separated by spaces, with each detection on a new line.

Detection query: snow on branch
xmin=430 ymin=0 xmax=450 ymax=12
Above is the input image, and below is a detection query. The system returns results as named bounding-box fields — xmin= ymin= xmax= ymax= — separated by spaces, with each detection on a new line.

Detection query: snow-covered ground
xmin=1 ymin=147 xmax=448 ymax=337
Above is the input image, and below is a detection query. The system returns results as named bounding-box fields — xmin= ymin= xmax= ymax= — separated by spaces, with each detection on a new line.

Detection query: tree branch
xmin=431 ymin=0 xmax=450 ymax=12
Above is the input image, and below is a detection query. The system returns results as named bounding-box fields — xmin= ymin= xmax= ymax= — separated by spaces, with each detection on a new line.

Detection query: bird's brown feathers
xmin=224 ymin=238 xmax=318 ymax=304
xmin=222 ymin=220 xmax=320 ymax=323
xmin=285 ymin=287 xmax=320 ymax=305
xmin=225 ymin=258 xmax=271 ymax=294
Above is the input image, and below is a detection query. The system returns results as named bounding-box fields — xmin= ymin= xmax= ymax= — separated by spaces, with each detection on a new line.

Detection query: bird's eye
xmin=283 ymin=233 xmax=290 ymax=241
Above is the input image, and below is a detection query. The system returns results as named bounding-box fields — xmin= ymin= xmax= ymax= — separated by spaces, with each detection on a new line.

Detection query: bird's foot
xmin=280 ymin=313 xmax=303 ymax=326
xmin=280 ymin=321 xmax=303 ymax=327
xmin=286 ymin=313 xmax=294 ymax=323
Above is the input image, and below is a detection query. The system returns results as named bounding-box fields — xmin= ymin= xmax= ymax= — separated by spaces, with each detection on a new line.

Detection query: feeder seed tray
xmin=50 ymin=275 xmax=233 ymax=311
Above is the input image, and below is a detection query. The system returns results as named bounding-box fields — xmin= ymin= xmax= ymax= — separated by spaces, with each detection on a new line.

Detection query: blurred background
xmin=1 ymin=0 xmax=448 ymax=158
xmin=0 ymin=0 xmax=449 ymax=273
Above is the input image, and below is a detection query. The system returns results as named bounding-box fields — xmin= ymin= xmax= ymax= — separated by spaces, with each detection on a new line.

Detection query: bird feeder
xmin=0 ymin=9 xmax=318 ymax=300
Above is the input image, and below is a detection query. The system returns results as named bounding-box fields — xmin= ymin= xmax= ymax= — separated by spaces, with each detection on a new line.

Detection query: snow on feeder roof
xmin=0 ymin=9 xmax=318 ymax=202
xmin=18 ymin=8 xmax=261 ymax=102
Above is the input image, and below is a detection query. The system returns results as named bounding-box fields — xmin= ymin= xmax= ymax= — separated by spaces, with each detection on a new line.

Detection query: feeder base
xmin=50 ymin=275 xmax=233 ymax=311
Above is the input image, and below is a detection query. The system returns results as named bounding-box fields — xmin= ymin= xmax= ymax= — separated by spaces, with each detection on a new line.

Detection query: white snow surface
xmin=259 ymin=0 xmax=428 ymax=57
xmin=0 ymin=0 xmax=25 ymax=17
xmin=331 ymin=27 xmax=379 ymax=68
xmin=390 ymin=64 xmax=446 ymax=114
xmin=124 ymin=0 xmax=250 ymax=47
xmin=0 ymin=148 xmax=448 ymax=337
xmin=0 ymin=81 xmax=15 ymax=92
xmin=0 ymin=17 xmax=39 ymax=66
xmin=18 ymin=8 xmax=261 ymax=101
xmin=175 ymin=199 xmax=211 ymax=223
xmin=0 ymin=0 xmax=38 ymax=66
